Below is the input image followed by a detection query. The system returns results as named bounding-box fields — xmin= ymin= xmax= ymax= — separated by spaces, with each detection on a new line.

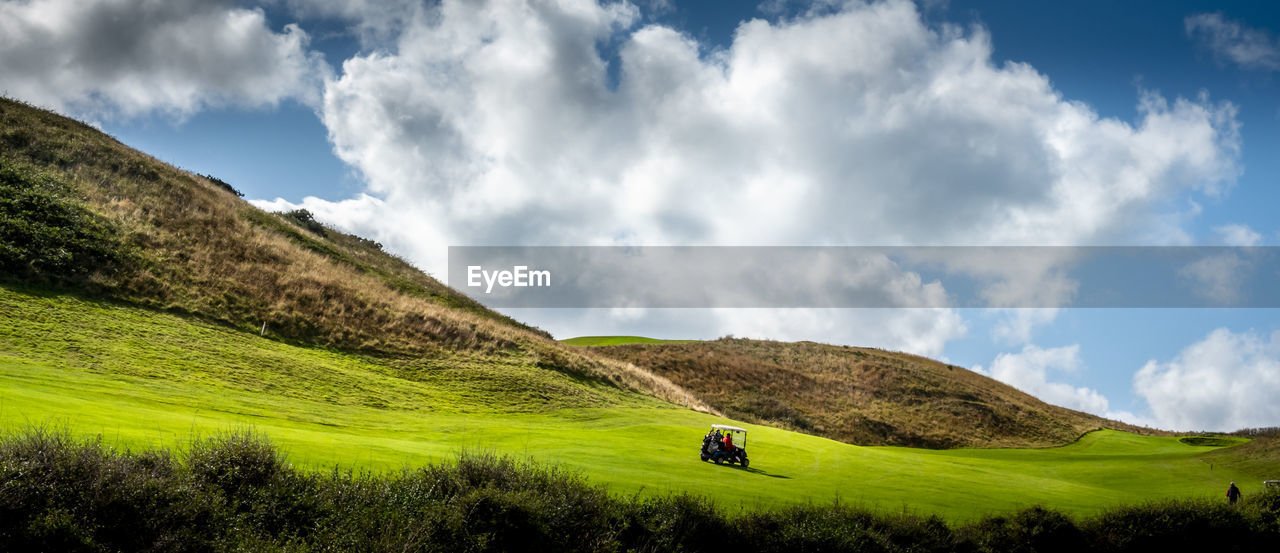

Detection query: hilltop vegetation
xmin=3 ymin=431 xmax=1278 ymax=553
xmin=581 ymin=338 xmax=1159 ymax=448
xmin=0 ymin=97 xmax=700 ymax=410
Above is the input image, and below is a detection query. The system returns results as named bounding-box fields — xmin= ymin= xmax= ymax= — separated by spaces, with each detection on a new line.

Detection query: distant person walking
xmin=1227 ymin=482 xmax=1242 ymax=505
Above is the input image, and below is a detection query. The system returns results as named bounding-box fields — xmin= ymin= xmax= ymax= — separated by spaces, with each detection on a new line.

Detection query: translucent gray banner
xmin=446 ymin=246 xmax=1280 ymax=308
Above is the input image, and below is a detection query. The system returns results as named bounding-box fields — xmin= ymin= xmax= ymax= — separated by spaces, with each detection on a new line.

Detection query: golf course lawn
xmin=0 ymin=287 xmax=1264 ymax=520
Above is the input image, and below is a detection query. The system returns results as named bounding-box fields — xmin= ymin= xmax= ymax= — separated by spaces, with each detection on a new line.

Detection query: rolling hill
xmin=1 ymin=97 xmax=1276 ymax=522
xmin=0 ymin=97 xmax=701 ymax=412
xmin=0 ymin=285 xmax=1269 ymax=518
xmin=573 ymin=338 xmax=1159 ymax=448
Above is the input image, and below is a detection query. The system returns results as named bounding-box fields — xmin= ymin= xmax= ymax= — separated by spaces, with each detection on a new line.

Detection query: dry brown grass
xmin=584 ymin=337 xmax=1164 ymax=448
xmin=0 ymin=98 xmax=708 ymax=413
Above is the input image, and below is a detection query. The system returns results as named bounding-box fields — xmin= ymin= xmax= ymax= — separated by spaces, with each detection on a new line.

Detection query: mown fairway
xmin=0 ymin=287 xmax=1267 ymax=520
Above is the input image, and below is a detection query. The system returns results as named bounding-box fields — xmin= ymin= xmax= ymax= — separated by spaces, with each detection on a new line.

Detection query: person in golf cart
xmin=703 ymin=429 xmax=723 ymax=455
xmin=700 ymin=424 xmax=749 ymax=467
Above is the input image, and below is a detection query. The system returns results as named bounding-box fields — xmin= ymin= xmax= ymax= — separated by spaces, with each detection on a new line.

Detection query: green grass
xmin=562 ymin=336 xmax=697 ymax=346
xmin=8 ymin=432 xmax=1278 ymax=552
xmin=0 ymin=287 xmax=1273 ymax=520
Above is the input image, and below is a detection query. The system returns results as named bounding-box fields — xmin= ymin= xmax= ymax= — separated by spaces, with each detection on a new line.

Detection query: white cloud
xmin=1176 ymin=225 xmax=1264 ymax=304
xmin=1099 ymin=409 xmax=1156 ymax=429
xmin=1135 ymin=328 xmax=1280 ymax=431
xmin=974 ymin=344 xmax=1110 ymax=416
xmin=1186 ymin=12 xmax=1280 ymax=71
xmin=0 ymin=0 xmax=329 ymax=118
xmin=1212 ymin=223 xmax=1262 ymax=246
xmin=1178 ymin=251 xmax=1251 ymax=304
xmin=506 ymin=306 xmax=966 ymax=359
xmin=990 ymin=308 xmax=1059 ymax=345
xmin=254 ymin=0 xmax=1239 ymax=351
xmin=288 ymin=0 xmax=1240 ymax=271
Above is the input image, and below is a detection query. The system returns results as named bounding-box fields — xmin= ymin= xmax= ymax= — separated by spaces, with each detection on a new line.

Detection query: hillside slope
xmin=0 ymin=290 xmax=1264 ymax=518
xmin=579 ymin=338 xmax=1160 ymax=448
xmin=0 ymin=97 xmax=701 ymax=411
xmin=1 ymin=97 xmax=1156 ymax=451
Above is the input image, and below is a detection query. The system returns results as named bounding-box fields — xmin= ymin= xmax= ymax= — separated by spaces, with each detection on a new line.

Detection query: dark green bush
xmin=197 ymin=174 xmax=243 ymax=198
xmin=2 ymin=431 xmax=1278 ymax=552
xmin=1082 ymin=499 xmax=1268 ymax=552
xmin=959 ymin=505 xmax=1085 ymax=553
xmin=734 ymin=504 xmax=954 ymax=553
xmin=0 ymin=159 xmax=131 ymax=284
xmin=282 ymin=209 xmax=327 ymax=236
xmin=618 ymin=494 xmax=728 ymax=552
xmin=0 ymin=430 xmax=226 ymax=552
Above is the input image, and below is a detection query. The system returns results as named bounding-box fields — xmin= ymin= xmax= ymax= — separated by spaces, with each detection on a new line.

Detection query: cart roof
xmin=711 ymin=424 xmax=747 ymax=432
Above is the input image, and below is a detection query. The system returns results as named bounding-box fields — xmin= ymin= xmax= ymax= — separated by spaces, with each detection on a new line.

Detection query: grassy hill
xmin=1 ymin=97 xmax=1277 ymax=523
xmin=0 ymin=97 xmax=699 ymax=411
xmin=2 ymin=285 xmax=1274 ymax=520
xmin=576 ymin=338 xmax=1160 ymax=448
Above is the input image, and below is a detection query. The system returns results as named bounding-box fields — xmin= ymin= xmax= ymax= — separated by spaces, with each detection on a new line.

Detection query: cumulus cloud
xmin=1135 ymin=328 xmax=1280 ymax=431
xmin=972 ymin=344 xmax=1111 ymax=416
xmin=1178 ymin=251 xmax=1252 ymax=304
xmin=507 ymin=306 xmax=966 ymax=358
xmin=274 ymin=0 xmax=427 ymax=45
xmin=1186 ymin=12 xmax=1280 ymax=71
xmin=1212 ymin=223 xmax=1262 ymax=246
xmin=0 ymin=0 xmax=329 ymax=118
xmin=990 ymin=308 xmax=1059 ymax=345
xmin=273 ymin=0 xmax=1240 ymax=273
xmin=252 ymin=0 xmax=1239 ymax=351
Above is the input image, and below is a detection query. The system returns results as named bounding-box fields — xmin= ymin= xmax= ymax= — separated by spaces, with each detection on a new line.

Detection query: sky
xmin=3 ymin=0 xmax=1279 ymax=432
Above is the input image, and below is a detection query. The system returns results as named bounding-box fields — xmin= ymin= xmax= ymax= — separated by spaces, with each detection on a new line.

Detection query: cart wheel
xmin=714 ymin=457 xmax=723 ymax=465
xmin=700 ymin=454 xmax=709 ymax=462
xmin=741 ymin=458 xmax=749 ymax=468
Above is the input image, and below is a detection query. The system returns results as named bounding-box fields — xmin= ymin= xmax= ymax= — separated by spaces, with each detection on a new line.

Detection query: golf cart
xmin=700 ymin=424 xmax=749 ymax=467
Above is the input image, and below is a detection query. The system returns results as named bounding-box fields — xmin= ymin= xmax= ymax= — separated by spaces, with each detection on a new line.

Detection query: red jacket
xmin=722 ymin=435 xmax=734 ymax=451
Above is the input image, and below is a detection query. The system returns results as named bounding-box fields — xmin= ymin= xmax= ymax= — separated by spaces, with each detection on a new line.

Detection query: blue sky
xmin=4 ymin=0 xmax=1279 ymax=431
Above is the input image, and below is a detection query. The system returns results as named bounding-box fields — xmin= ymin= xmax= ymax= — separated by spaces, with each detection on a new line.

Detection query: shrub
xmin=735 ymin=503 xmax=954 ymax=553
xmin=618 ymin=494 xmax=728 ymax=552
xmin=282 ymin=209 xmax=327 ymax=236
xmin=198 ymin=173 xmax=244 ymax=197
xmin=1082 ymin=499 xmax=1260 ymax=552
xmin=0 ymin=160 xmax=131 ymax=284
xmin=959 ymin=505 xmax=1085 ymax=553
xmin=0 ymin=430 xmax=227 ymax=552
xmin=186 ymin=430 xmax=285 ymax=496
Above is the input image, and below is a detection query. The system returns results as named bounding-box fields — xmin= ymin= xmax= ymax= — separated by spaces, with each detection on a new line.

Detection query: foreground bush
xmin=1 ymin=431 xmax=1276 ymax=552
